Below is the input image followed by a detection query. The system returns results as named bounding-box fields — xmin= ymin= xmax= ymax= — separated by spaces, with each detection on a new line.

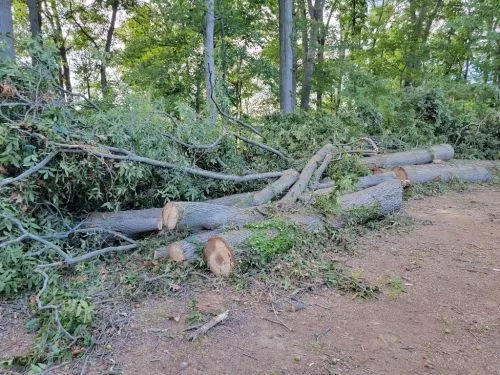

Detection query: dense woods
xmin=0 ymin=0 xmax=498 ymax=370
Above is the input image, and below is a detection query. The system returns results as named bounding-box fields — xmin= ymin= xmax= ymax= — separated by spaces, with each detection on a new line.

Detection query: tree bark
xmin=0 ymin=0 xmax=15 ymax=59
xmin=300 ymin=0 xmax=324 ymax=110
xmin=161 ymin=202 xmax=264 ymax=232
xmin=100 ymin=1 xmax=118 ymax=93
xmin=392 ymin=164 xmax=493 ymax=185
xmin=281 ymin=143 xmax=333 ymax=203
xmin=204 ymin=0 xmax=216 ymax=124
xmin=361 ymin=144 xmax=454 ymax=169
xmin=27 ymin=0 xmax=42 ymax=39
xmin=48 ymin=0 xmax=72 ymax=95
xmin=279 ymin=0 xmax=295 ymax=113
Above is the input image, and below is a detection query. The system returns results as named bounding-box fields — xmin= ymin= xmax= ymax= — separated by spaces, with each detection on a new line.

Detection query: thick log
xmin=361 ymin=144 xmax=454 ymax=168
xmin=281 ymin=143 xmax=334 ymax=203
xmin=314 ymin=171 xmax=397 ymax=191
xmin=338 ymin=179 xmax=403 ymax=216
xmin=161 ymin=202 xmax=264 ymax=231
xmin=154 ymin=229 xmax=223 ymax=261
xmin=206 ymin=192 xmax=254 ymax=207
xmin=204 ymin=229 xmax=279 ymax=276
xmin=82 ymin=208 xmax=162 ymax=236
xmin=392 ymin=164 xmax=493 ymax=185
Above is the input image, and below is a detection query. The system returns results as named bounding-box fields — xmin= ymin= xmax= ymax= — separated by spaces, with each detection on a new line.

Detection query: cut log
xmin=82 ymin=208 xmax=162 ymax=236
xmin=361 ymin=144 xmax=454 ymax=168
xmin=206 ymin=192 xmax=254 ymax=207
xmin=392 ymin=164 xmax=493 ymax=185
xmin=357 ymin=172 xmax=398 ymax=189
xmin=154 ymin=229 xmax=223 ymax=261
xmin=204 ymin=229 xmax=278 ymax=276
xmin=281 ymin=144 xmax=333 ymax=203
xmin=338 ymin=179 xmax=403 ymax=215
xmin=161 ymin=202 xmax=264 ymax=231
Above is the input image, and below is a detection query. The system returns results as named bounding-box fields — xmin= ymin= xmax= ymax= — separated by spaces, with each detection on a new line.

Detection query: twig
xmin=34 ymin=269 xmax=78 ymax=342
xmin=227 ymin=131 xmax=287 ymax=159
xmin=262 ymin=316 xmax=292 ymax=332
xmin=189 ymin=310 xmax=229 ymax=341
xmin=315 ymin=327 xmax=332 ymax=342
xmin=0 ymin=150 xmax=59 ymax=187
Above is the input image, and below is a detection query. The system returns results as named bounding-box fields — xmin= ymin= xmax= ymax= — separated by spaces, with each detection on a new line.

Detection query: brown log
xmin=361 ymin=144 xmax=454 ymax=168
xmin=82 ymin=208 xmax=162 ymax=236
xmin=154 ymin=229 xmax=223 ymax=261
xmin=281 ymin=144 xmax=334 ymax=203
xmin=204 ymin=229 xmax=279 ymax=276
xmin=392 ymin=163 xmax=493 ymax=185
xmin=161 ymin=202 xmax=264 ymax=231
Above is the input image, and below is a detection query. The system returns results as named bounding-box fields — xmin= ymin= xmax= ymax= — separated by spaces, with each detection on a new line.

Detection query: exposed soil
xmin=3 ymin=188 xmax=500 ymax=374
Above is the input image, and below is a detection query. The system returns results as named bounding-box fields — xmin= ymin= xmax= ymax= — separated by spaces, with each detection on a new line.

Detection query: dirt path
xmin=2 ymin=188 xmax=499 ymax=374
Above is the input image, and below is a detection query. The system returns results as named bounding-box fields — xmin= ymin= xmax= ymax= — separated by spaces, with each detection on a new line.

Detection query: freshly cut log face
xmin=392 ymin=164 xmax=493 ymax=185
xmin=154 ymin=229 xmax=223 ymax=261
xmin=361 ymin=144 xmax=454 ymax=168
xmin=83 ymin=208 xmax=162 ymax=236
xmin=204 ymin=229 xmax=278 ymax=276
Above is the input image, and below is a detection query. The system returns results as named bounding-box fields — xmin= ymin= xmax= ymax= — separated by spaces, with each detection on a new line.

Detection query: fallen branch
xmin=281 ymin=144 xmax=334 ymax=203
xmin=0 ymin=150 xmax=59 ymax=188
xmin=189 ymin=310 xmax=229 ymax=341
xmin=56 ymin=142 xmax=286 ymax=182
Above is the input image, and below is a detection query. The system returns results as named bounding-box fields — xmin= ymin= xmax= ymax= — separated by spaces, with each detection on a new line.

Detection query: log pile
xmin=82 ymin=143 xmax=497 ymax=275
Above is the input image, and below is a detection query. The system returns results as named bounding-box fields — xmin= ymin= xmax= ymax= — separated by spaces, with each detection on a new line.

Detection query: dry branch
xmin=0 ymin=150 xmax=59 ymax=187
xmin=189 ymin=310 xmax=229 ymax=341
xmin=361 ymin=144 xmax=454 ymax=168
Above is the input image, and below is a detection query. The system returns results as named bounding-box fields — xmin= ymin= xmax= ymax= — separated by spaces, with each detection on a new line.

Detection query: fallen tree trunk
xmin=361 ymin=144 xmax=454 ymax=169
xmin=161 ymin=202 xmax=264 ymax=231
xmin=392 ymin=164 xmax=493 ymax=185
xmin=82 ymin=208 xmax=162 ymax=236
xmin=338 ymin=179 xmax=403 ymax=216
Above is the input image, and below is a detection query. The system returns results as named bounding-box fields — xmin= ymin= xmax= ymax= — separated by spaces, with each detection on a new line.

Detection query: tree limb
xmin=0 ymin=151 xmax=59 ymax=188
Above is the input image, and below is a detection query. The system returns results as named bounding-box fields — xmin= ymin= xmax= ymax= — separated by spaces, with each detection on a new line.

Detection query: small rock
xmin=180 ymin=361 xmax=189 ymax=369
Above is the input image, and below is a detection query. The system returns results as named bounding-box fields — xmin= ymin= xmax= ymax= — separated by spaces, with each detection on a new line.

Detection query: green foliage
xmin=243 ymin=219 xmax=300 ymax=267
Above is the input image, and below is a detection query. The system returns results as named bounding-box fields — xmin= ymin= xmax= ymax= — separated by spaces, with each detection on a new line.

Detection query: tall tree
xmin=300 ymin=0 xmax=325 ymax=110
xmin=204 ymin=0 xmax=216 ymax=124
xmin=279 ymin=0 xmax=295 ymax=113
xmin=27 ymin=0 xmax=42 ymax=39
xmin=0 ymin=0 xmax=15 ymax=59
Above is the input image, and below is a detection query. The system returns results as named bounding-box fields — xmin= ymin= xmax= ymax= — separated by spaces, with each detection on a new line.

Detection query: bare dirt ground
xmin=2 ymin=188 xmax=499 ymax=374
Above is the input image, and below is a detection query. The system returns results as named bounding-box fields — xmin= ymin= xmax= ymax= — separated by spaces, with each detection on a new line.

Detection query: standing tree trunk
xmin=279 ymin=0 xmax=295 ymax=113
xmin=48 ymin=0 xmax=72 ymax=95
xmin=300 ymin=0 xmax=324 ymax=110
xmin=204 ymin=0 xmax=216 ymax=125
xmin=0 ymin=0 xmax=15 ymax=59
xmin=27 ymin=0 xmax=42 ymax=39
xmin=101 ymin=1 xmax=118 ymax=93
